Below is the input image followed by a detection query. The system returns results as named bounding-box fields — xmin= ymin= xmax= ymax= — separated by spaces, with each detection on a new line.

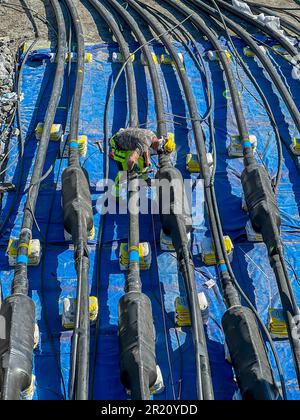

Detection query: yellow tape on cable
xmin=7 ymin=238 xmax=41 ymax=266
xmin=119 ymin=242 xmax=152 ymax=271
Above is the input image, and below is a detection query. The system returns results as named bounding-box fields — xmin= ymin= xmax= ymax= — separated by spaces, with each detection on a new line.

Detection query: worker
xmin=110 ymin=127 xmax=175 ymax=198
xmin=110 ymin=127 xmax=175 ymax=172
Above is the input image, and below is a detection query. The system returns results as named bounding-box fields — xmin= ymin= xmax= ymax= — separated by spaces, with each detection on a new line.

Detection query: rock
xmin=2 ymin=105 xmax=12 ymax=113
xmin=0 ymin=38 xmax=15 ymax=130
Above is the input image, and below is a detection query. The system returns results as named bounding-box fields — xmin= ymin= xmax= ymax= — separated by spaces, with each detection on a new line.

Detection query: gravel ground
xmin=0 ymin=38 xmax=15 ymax=127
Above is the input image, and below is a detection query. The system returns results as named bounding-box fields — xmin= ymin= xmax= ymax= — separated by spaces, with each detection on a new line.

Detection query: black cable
xmin=90 ymin=0 xmax=168 ymax=398
xmin=90 ymin=0 xmax=195 ymax=400
xmin=160 ymin=0 xmax=287 ymax=400
xmin=126 ymin=0 xmax=229 ymax=401
xmin=97 ymin=10 xmax=196 ymax=139
xmin=204 ymin=0 xmax=284 ymax=189
xmin=20 ymin=0 xmax=40 ymax=38
xmin=204 ymin=3 xmax=300 ymax=185
xmin=243 ymin=1 xmax=300 ymax=37
xmin=137 ymin=1 xmax=218 ymax=187
xmin=188 ymin=0 xmax=300 ymax=397
xmin=0 ymin=0 xmax=66 ymax=401
xmin=10 ymin=0 xmax=66 ymax=293
xmin=0 ymin=45 xmax=20 ymax=194
xmin=140 ymin=2 xmax=214 ymax=125
xmin=39 ymin=0 xmax=76 ymax=400
xmin=88 ymin=0 xmax=138 ymax=128
xmin=62 ymin=0 xmax=92 ymax=401
xmin=88 ymin=0 xmax=140 ymax=398
xmin=215 ymin=0 xmax=299 ymax=59
xmin=0 ymin=9 xmax=68 ymax=399
xmin=107 ymin=0 xmax=189 ymax=400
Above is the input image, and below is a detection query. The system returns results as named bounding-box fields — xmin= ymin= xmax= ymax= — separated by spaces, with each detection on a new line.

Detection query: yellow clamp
xmin=292 ymin=137 xmax=300 ymax=150
xmin=164 ymin=133 xmax=176 ymax=154
xmin=88 ymin=225 xmax=95 ymax=240
xmin=8 ymin=239 xmax=31 ymax=256
xmin=35 ymin=122 xmax=62 ymax=141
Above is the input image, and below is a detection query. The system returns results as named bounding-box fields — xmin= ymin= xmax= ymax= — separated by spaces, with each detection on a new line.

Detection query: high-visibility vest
xmin=110 ymin=137 xmax=145 ymax=171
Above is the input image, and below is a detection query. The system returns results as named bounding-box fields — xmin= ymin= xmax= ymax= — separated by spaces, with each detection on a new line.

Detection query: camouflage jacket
xmin=113 ymin=128 xmax=156 ymax=155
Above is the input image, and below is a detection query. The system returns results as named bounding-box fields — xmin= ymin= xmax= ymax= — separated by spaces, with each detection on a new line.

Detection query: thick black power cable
xmin=10 ymin=0 xmax=65 ymax=295
xmin=140 ymin=2 xmax=214 ymax=126
xmin=3 ymin=14 xmax=66 ymax=399
xmin=88 ymin=0 xmax=138 ymax=127
xmin=203 ymin=1 xmax=284 ymax=188
xmin=156 ymin=0 xmax=287 ymax=400
xmin=189 ymin=0 xmax=300 ymax=396
xmin=89 ymin=1 xmax=205 ymax=401
xmin=238 ymin=2 xmax=300 ymax=26
xmin=215 ymin=0 xmax=299 ymax=59
xmin=137 ymin=1 xmax=218 ymax=199
xmin=88 ymin=0 xmax=140 ymax=399
xmin=98 ymin=10 xmax=195 ymax=131
xmin=0 ymin=45 xmax=21 ymax=212
xmin=196 ymin=0 xmax=289 ymax=384
xmin=62 ymin=0 xmax=93 ymax=401
xmin=127 ymin=0 xmax=246 ymax=402
xmin=193 ymin=0 xmax=298 ymax=306
xmin=108 ymin=0 xmax=203 ymax=401
xmin=92 ymin=0 xmax=255 ymax=399
xmin=0 ymin=0 xmax=66 ymax=401
xmin=242 ymin=1 xmax=300 ymax=37
xmin=0 ymin=3 xmax=72 ymax=400
xmin=189 ymin=0 xmax=300 ymax=157
xmin=0 ymin=38 xmax=41 ymax=236
xmin=89 ymin=0 xmax=170 ymax=398
xmin=39 ymin=0 xmax=77 ymax=401
xmin=109 ymin=0 xmax=167 ymax=138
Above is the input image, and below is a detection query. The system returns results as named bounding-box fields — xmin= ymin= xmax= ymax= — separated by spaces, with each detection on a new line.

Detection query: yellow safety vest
xmin=110 ymin=137 xmax=145 ymax=171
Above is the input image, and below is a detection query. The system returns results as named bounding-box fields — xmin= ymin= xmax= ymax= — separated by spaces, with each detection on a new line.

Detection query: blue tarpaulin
xmin=1 ymin=37 xmax=300 ymax=400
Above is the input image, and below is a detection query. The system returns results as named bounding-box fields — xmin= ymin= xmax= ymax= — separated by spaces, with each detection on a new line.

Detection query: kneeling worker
xmin=110 ymin=127 xmax=175 ymax=196
xmin=110 ymin=127 xmax=175 ymax=172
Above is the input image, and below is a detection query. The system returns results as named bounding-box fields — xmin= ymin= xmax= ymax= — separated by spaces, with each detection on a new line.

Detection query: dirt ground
xmin=0 ymin=0 xmax=299 ymax=47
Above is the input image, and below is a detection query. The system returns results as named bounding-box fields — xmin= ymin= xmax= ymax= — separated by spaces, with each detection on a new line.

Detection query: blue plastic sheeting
xmin=1 ymin=36 xmax=300 ymax=400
